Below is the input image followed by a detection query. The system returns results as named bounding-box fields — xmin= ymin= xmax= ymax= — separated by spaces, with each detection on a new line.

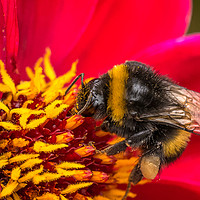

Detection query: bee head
xmin=76 ymin=78 xmax=106 ymax=119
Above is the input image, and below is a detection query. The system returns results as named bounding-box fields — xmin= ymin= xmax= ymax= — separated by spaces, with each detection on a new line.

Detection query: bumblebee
xmin=66 ymin=61 xmax=200 ymax=199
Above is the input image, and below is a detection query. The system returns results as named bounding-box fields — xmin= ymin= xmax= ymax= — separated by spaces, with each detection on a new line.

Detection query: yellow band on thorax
xmin=107 ymin=64 xmax=129 ymax=124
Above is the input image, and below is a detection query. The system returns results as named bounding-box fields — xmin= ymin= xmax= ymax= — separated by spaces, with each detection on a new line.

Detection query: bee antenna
xmin=65 ymin=73 xmax=84 ymax=95
xmin=77 ymin=91 xmax=93 ymax=115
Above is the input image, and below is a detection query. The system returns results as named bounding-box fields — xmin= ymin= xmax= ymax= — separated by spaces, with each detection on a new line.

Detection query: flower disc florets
xmin=0 ymin=49 xmax=145 ymax=200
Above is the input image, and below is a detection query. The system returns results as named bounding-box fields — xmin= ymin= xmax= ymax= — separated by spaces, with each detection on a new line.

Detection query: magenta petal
xmin=0 ymin=0 xmax=19 ymax=83
xmin=16 ymin=0 xmax=98 ymax=77
xmin=133 ymin=34 xmax=200 ymax=92
xmin=63 ymin=0 xmax=191 ymax=78
xmin=0 ymin=2 xmax=5 ymax=61
xmin=134 ymin=180 xmax=200 ymax=200
xmin=16 ymin=0 xmax=191 ymax=78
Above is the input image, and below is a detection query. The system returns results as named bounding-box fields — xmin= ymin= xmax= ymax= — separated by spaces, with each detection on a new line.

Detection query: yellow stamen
xmin=45 ymin=100 xmax=68 ymax=118
xmin=13 ymin=192 xmax=21 ymax=200
xmin=11 ymin=167 xmax=21 ymax=181
xmin=26 ymin=67 xmax=34 ymax=79
xmin=25 ymin=116 xmax=47 ymax=129
xmin=0 ymin=159 xmax=8 ymax=168
xmin=33 ymin=141 xmax=68 ymax=153
xmin=0 ymin=101 xmax=10 ymax=114
xmin=56 ymin=161 xmax=85 ymax=170
xmin=32 ymin=173 xmax=62 ymax=184
xmin=20 ymin=158 xmax=43 ymax=169
xmin=0 ymin=139 xmax=9 ymax=149
xmin=56 ymin=168 xmax=78 ymax=177
xmin=0 ymin=122 xmax=21 ymax=131
xmin=44 ymin=48 xmax=56 ymax=81
xmin=18 ymin=165 xmax=43 ymax=182
xmin=61 ymin=182 xmax=93 ymax=194
xmin=22 ymin=100 xmax=34 ymax=108
xmin=31 ymin=57 xmax=44 ymax=93
xmin=42 ymin=61 xmax=77 ymax=104
xmin=0 ymin=60 xmax=16 ymax=95
xmin=0 ymin=152 xmax=11 ymax=160
xmin=12 ymin=138 xmax=29 ymax=148
xmin=36 ymin=193 xmax=59 ymax=200
xmin=14 ymin=183 xmax=27 ymax=192
xmin=0 ymin=83 xmax=11 ymax=92
xmin=0 ymin=181 xmax=18 ymax=198
xmin=16 ymin=81 xmax=31 ymax=90
xmin=6 ymin=197 xmax=13 ymax=200
xmin=9 ymin=154 xmax=40 ymax=163
xmin=60 ymin=194 xmax=69 ymax=200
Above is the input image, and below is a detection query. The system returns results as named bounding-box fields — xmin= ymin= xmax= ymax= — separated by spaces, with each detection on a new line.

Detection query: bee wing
xmin=140 ymin=85 xmax=200 ymax=134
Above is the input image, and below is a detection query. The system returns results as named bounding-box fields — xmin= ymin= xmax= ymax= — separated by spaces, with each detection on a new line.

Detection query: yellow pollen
xmin=9 ymin=154 xmax=40 ymax=163
xmin=33 ymin=141 xmax=68 ymax=153
xmin=0 ymin=181 xmax=18 ymax=198
xmin=20 ymin=158 xmax=43 ymax=169
xmin=0 ymin=139 xmax=9 ymax=149
xmin=44 ymin=48 xmax=57 ymax=81
xmin=12 ymin=138 xmax=29 ymax=147
xmin=0 ymin=60 xmax=16 ymax=95
xmin=61 ymin=182 xmax=93 ymax=194
xmin=56 ymin=161 xmax=85 ymax=169
xmin=45 ymin=100 xmax=68 ymax=118
xmin=36 ymin=193 xmax=60 ymax=200
xmin=11 ymin=167 xmax=21 ymax=180
xmin=18 ymin=165 xmax=43 ymax=183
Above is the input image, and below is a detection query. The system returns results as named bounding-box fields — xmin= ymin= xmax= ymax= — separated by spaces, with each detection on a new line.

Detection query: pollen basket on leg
xmin=107 ymin=64 xmax=129 ymax=124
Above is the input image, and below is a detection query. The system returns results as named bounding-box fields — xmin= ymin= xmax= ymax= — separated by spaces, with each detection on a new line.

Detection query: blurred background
xmin=188 ymin=0 xmax=200 ymax=33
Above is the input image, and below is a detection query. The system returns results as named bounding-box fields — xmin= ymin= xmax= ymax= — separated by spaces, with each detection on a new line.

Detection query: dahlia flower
xmin=0 ymin=0 xmax=200 ymax=200
xmin=0 ymin=49 xmax=147 ymax=199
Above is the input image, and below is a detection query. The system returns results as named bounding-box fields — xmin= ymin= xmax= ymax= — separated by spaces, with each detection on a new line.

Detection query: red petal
xmin=134 ymin=180 xmax=200 ymax=200
xmin=0 ymin=0 xmax=19 ymax=83
xmin=64 ymin=0 xmax=191 ymax=78
xmin=16 ymin=0 xmax=98 ymax=77
xmin=16 ymin=0 xmax=191 ymax=78
xmin=133 ymin=34 xmax=200 ymax=92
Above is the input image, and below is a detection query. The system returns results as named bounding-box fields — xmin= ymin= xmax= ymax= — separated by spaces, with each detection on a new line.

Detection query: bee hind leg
xmin=122 ymin=143 xmax=163 ymax=200
xmin=122 ymin=162 xmax=143 ymax=200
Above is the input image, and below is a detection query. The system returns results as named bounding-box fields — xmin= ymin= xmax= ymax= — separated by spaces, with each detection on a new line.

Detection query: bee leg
xmin=106 ymin=130 xmax=153 ymax=156
xmin=105 ymin=140 xmax=127 ymax=155
xmin=122 ymin=162 xmax=143 ymax=200
xmin=126 ymin=129 xmax=153 ymax=148
xmin=122 ymin=143 xmax=163 ymax=200
xmin=140 ymin=142 xmax=163 ymax=181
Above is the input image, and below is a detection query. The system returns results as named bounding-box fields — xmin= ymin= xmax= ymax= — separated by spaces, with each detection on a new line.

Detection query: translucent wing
xmin=140 ymin=85 xmax=200 ymax=135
